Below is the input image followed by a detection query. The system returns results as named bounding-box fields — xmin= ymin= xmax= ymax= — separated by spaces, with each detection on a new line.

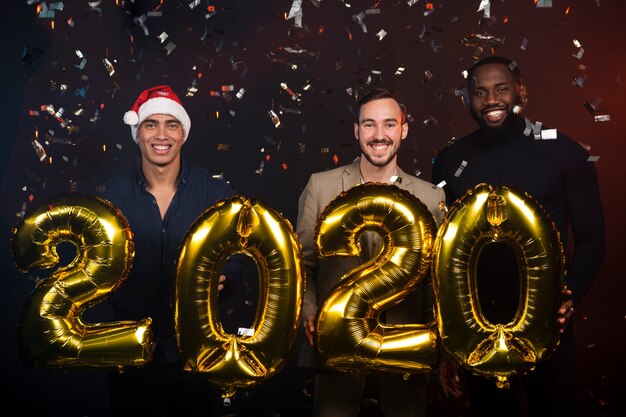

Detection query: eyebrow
xmin=360 ymin=118 xmax=400 ymax=124
xmin=474 ymin=81 xmax=511 ymax=90
xmin=141 ymin=118 xmax=181 ymax=124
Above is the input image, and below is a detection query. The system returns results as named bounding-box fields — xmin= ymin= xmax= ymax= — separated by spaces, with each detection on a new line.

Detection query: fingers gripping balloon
xmin=432 ymin=183 xmax=566 ymax=389
xmin=315 ymin=183 xmax=439 ymax=374
xmin=175 ymin=196 xmax=303 ymax=399
xmin=10 ymin=192 xmax=153 ymax=369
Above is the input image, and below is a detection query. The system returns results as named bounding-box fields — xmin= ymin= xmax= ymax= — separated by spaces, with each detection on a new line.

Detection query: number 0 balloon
xmin=10 ymin=192 xmax=153 ymax=369
xmin=175 ymin=195 xmax=303 ymax=399
xmin=432 ymin=183 xmax=565 ymax=388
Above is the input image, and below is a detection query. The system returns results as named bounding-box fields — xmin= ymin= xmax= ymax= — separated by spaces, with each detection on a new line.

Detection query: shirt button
xmin=162 ymin=228 xmax=166 ymax=233
xmin=152 ymin=199 xmax=157 ymax=204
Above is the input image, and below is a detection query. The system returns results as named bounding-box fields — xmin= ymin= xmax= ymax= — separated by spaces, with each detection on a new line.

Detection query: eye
xmin=472 ymin=90 xmax=486 ymax=97
xmin=386 ymin=123 xmax=397 ymax=128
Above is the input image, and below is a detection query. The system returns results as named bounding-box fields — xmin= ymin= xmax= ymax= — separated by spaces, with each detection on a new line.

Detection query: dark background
xmin=1 ymin=1 xmax=624 ymax=416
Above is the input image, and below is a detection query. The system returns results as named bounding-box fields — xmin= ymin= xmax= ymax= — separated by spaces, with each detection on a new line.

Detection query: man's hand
xmin=438 ymin=356 xmax=463 ymax=399
xmin=303 ymin=314 xmax=317 ymax=347
xmin=558 ymin=289 xmax=574 ymax=333
xmin=218 ymin=274 xmax=226 ymax=292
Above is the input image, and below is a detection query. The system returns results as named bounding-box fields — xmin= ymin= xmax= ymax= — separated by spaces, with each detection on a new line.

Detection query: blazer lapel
xmin=341 ymin=160 xmax=361 ymax=192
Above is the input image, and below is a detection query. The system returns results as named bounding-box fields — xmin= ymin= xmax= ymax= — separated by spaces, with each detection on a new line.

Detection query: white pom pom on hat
xmin=123 ymin=85 xmax=191 ymax=144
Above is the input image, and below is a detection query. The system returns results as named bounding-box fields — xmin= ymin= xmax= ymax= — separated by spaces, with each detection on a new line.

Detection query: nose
xmin=485 ymin=90 xmax=499 ymax=105
xmin=374 ymin=124 xmax=385 ymax=139
xmin=155 ymin=123 xmax=169 ymax=138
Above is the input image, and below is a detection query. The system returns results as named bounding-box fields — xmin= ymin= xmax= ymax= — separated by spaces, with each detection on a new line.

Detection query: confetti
xmin=31 ymin=139 xmax=47 ymax=161
xmin=536 ymin=0 xmax=553 ymax=8
xmin=540 ymin=129 xmax=557 ymax=140
xmin=268 ymin=110 xmax=281 ymax=128
xmin=477 ymin=0 xmax=491 ymax=18
xmin=454 ymin=161 xmax=467 ymax=177
xmin=572 ymin=48 xmax=584 ymax=59
xmin=287 ymin=0 xmax=303 ymax=28
xmin=163 ymin=42 xmax=176 ymax=55
xmin=103 ymin=58 xmax=115 ymax=76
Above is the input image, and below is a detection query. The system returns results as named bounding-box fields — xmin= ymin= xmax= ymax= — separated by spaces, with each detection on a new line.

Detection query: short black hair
xmin=467 ymin=56 xmax=523 ymax=89
xmin=356 ymin=88 xmax=407 ymax=123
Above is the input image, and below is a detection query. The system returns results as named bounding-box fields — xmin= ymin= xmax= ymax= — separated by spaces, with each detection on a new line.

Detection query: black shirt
xmin=432 ymin=117 xmax=605 ymax=306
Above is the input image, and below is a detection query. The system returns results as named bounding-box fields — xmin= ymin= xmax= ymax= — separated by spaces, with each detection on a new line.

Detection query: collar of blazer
xmin=341 ymin=158 xmax=412 ymax=192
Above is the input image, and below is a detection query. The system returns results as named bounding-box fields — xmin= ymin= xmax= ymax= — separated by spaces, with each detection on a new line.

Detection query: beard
xmin=470 ymin=98 xmax=524 ymax=137
xmin=360 ymin=139 xmax=400 ymax=168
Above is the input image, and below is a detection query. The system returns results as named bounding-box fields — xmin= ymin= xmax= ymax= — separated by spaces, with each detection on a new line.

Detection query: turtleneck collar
xmin=475 ymin=116 xmax=528 ymax=147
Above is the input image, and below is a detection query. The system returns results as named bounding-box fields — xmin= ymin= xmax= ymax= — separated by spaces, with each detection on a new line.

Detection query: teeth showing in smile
xmin=152 ymin=144 xmax=171 ymax=151
xmin=484 ymin=109 xmax=505 ymax=121
xmin=370 ymin=142 xmax=391 ymax=152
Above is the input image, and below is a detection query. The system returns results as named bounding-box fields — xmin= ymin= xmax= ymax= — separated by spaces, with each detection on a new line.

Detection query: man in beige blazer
xmin=296 ymin=88 xmax=446 ymax=417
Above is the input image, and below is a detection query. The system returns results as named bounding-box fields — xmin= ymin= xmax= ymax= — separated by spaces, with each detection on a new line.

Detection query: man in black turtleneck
xmin=432 ymin=56 xmax=605 ymax=417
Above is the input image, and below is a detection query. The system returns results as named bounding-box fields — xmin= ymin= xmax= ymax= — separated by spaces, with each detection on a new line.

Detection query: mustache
xmin=368 ymin=139 xmax=393 ymax=145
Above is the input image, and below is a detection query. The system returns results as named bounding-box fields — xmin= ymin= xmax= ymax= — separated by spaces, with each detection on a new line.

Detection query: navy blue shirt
xmin=99 ymin=158 xmax=243 ymax=361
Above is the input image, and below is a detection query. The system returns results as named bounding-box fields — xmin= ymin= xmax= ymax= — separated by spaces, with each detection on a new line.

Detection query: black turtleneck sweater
xmin=432 ymin=117 xmax=605 ymax=307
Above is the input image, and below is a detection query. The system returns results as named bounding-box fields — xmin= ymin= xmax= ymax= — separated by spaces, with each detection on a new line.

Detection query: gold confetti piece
xmin=103 ymin=58 xmax=115 ymax=76
xmin=31 ymin=139 xmax=46 ymax=161
xmin=217 ymin=144 xmax=231 ymax=151
xmin=268 ymin=110 xmax=281 ymax=128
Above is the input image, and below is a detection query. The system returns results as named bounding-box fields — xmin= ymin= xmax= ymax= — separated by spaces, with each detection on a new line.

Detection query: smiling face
xmin=469 ymin=62 xmax=527 ymax=131
xmin=354 ymin=97 xmax=408 ymax=168
xmin=137 ymin=113 xmax=184 ymax=169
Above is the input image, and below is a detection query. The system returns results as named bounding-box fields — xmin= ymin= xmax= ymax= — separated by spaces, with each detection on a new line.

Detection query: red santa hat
xmin=123 ymin=85 xmax=191 ymax=143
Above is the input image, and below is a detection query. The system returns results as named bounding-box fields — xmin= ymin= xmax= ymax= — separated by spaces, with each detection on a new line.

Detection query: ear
xmin=401 ymin=122 xmax=409 ymax=140
xmin=519 ymin=83 xmax=528 ymax=107
xmin=354 ymin=122 xmax=359 ymax=140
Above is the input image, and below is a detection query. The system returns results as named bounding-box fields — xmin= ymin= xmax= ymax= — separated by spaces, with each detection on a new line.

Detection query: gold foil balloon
xmin=432 ymin=183 xmax=565 ymax=389
xmin=10 ymin=192 xmax=153 ymax=369
xmin=175 ymin=196 xmax=303 ymax=399
xmin=315 ymin=183 xmax=438 ymax=374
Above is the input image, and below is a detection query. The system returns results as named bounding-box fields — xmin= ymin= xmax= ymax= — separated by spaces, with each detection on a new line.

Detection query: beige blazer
xmin=296 ymin=159 xmax=446 ymax=332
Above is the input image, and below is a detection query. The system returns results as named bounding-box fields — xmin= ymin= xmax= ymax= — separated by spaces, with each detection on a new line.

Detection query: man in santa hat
xmin=98 ymin=85 xmax=243 ymax=416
